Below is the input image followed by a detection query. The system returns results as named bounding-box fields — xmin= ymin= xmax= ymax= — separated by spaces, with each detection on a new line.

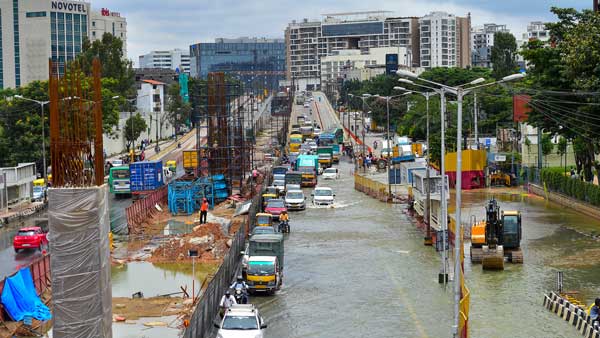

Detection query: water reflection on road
xmin=252 ymin=160 xmax=596 ymax=338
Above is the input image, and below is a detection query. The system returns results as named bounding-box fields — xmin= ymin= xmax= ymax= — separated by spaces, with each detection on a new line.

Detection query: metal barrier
xmin=184 ymin=192 xmax=262 ymax=338
xmin=0 ymin=253 xmax=51 ymax=322
xmin=354 ymin=173 xmax=390 ymax=202
xmin=125 ymin=185 xmax=168 ymax=234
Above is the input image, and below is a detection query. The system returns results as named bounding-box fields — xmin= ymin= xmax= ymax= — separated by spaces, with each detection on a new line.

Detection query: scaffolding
xmin=193 ymin=72 xmax=255 ymax=196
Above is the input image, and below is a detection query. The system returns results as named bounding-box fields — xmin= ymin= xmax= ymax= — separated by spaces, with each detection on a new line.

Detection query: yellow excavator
xmin=470 ymin=198 xmax=523 ymax=270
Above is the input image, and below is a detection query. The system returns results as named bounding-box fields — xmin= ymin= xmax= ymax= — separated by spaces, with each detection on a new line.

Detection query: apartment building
xmin=418 ymin=12 xmax=471 ymax=69
xmin=139 ymin=48 xmax=190 ymax=74
xmin=471 ymin=23 xmax=509 ymax=68
xmin=285 ymin=11 xmax=420 ymax=91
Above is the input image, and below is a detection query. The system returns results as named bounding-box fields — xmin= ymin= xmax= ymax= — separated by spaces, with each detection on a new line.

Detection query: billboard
xmin=322 ymin=22 xmax=383 ymax=37
xmin=385 ymin=54 xmax=399 ymax=75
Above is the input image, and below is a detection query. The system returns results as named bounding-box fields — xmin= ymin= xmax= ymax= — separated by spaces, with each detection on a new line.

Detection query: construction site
xmin=0 ymin=57 xmax=292 ymax=337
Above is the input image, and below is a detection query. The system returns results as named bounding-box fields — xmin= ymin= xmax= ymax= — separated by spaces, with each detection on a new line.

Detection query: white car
xmin=273 ymin=180 xmax=286 ymax=193
xmin=285 ymin=189 xmax=306 ymax=211
xmin=285 ymin=184 xmax=301 ymax=192
xmin=311 ymin=187 xmax=335 ymax=206
xmin=307 ymin=142 xmax=318 ymax=151
xmin=322 ymin=168 xmax=339 ymax=180
xmin=273 ymin=173 xmax=286 ymax=182
xmin=215 ymin=304 xmax=267 ymax=338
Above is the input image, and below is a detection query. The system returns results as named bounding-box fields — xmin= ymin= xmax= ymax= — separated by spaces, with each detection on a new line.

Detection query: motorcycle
xmin=234 ymin=287 xmax=248 ymax=304
xmin=279 ymin=220 xmax=290 ymax=233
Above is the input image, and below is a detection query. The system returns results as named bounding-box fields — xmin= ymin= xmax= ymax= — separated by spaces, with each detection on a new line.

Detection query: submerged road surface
xmin=250 ymin=94 xmax=593 ymax=338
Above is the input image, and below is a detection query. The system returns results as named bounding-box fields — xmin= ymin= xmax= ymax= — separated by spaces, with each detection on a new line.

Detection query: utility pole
xmin=474 ymin=91 xmax=478 ymax=149
xmin=424 ymin=93 xmax=432 ymax=245
xmin=440 ymin=88 xmax=448 ymax=285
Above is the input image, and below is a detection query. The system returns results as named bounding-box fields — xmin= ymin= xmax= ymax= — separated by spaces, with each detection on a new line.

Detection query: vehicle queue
xmin=214 ymin=96 xmax=344 ymax=338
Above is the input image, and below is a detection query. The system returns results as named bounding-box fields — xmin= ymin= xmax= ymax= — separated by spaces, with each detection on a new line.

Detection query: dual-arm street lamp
xmin=347 ymin=93 xmax=372 ymax=172
xmin=372 ymin=91 xmax=412 ymax=198
xmin=396 ymin=69 xmax=525 ymax=338
xmin=392 ymin=86 xmax=439 ymax=245
xmin=12 ymin=95 xmax=49 ymax=184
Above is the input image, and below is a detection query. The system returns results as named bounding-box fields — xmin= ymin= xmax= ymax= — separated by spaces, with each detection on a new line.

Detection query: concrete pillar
xmin=48 ymin=185 xmax=112 ymax=337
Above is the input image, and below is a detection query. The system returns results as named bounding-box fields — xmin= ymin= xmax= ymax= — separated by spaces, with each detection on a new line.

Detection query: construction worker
xmin=200 ymin=198 xmax=209 ymax=224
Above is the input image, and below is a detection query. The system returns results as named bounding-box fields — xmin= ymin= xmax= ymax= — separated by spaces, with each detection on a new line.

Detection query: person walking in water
xmin=200 ymin=198 xmax=209 ymax=224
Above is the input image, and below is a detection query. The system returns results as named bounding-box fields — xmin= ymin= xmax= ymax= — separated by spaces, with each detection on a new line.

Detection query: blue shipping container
xmin=130 ymin=160 xmax=164 ymax=192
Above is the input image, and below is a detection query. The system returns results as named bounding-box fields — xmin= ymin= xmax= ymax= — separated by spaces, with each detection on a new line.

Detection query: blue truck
xmin=130 ymin=160 xmax=164 ymax=196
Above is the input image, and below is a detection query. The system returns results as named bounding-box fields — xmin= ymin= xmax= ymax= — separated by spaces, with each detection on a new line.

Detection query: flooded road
xmin=247 ymin=94 xmax=598 ymax=338
xmin=252 ymin=160 xmax=597 ymax=338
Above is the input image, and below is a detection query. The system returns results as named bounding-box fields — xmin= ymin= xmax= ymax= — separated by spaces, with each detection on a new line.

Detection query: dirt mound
xmin=148 ymin=222 xmax=229 ymax=264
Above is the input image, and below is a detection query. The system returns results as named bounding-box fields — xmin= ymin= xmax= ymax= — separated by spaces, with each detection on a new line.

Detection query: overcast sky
xmin=91 ymin=0 xmax=590 ymax=66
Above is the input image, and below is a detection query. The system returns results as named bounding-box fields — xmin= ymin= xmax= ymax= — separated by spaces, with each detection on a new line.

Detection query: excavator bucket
xmin=481 ymin=245 xmax=505 ymax=270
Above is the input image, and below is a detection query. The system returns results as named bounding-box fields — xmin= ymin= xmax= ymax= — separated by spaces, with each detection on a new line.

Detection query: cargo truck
xmin=296 ymin=154 xmax=319 ymax=187
xmin=182 ymin=150 xmax=199 ymax=174
xmin=129 ymin=160 xmax=164 ymax=197
xmin=317 ymin=146 xmax=333 ymax=168
xmin=331 ymin=144 xmax=341 ymax=163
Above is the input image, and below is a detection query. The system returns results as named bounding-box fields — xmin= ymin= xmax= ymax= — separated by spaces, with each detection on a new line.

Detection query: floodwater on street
xmin=252 ymin=159 xmax=599 ymax=338
xmin=249 ymin=95 xmax=599 ymax=338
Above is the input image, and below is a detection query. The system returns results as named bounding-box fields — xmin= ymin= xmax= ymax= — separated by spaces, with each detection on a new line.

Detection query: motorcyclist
xmin=219 ymin=291 xmax=237 ymax=316
xmin=279 ymin=211 xmax=290 ymax=232
xmin=230 ymin=276 xmax=249 ymax=304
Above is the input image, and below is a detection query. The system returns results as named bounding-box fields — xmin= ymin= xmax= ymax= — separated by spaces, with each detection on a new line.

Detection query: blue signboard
xmin=385 ymin=54 xmax=399 ymax=75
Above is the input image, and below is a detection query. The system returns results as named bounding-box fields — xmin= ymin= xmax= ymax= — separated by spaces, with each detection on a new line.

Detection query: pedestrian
xmin=590 ymin=298 xmax=600 ymax=326
xmin=200 ymin=198 xmax=209 ymax=224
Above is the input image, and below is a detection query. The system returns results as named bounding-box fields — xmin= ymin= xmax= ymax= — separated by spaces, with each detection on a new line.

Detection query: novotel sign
xmin=51 ymin=1 xmax=87 ymax=13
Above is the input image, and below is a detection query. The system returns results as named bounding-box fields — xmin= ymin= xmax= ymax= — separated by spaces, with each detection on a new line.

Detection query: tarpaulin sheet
xmin=1 ymin=267 xmax=51 ymax=321
xmin=48 ymin=186 xmax=112 ymax=338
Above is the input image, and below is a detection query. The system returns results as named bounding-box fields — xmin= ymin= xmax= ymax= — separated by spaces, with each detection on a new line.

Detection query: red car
xmin=13 ymin=227 xmax=48 ymax=253
xmin=264 ymin=199 xmax=287 ymax=220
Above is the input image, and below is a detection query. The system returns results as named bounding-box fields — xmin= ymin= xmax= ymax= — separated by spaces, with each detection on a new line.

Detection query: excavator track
xmin=508 ymin=249 xmax=524 ymax=264
xmin=470 ymin=246 xmax=483 ymax=264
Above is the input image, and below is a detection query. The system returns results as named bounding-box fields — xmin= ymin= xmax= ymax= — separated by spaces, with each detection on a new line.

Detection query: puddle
xmin=111 ymin=261 xmax=217 ymax=298
xmin=113 ymin=315 xmax=180 ymax=338
xmin=163 ymin=220 xmax=194 ymax=236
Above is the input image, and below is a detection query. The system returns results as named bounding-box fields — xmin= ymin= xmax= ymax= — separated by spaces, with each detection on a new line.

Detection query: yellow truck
xmin=182 ymin=150 xmax=199 ymax=174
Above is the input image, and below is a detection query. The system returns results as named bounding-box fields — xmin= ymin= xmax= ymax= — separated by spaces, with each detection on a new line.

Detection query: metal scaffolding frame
xmin=194 ymin=72 xmax=255 ymax=194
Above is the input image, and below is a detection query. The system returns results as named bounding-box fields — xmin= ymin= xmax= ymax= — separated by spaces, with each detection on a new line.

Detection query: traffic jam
xmin=214 ymin=93 xmax=343 ymax=338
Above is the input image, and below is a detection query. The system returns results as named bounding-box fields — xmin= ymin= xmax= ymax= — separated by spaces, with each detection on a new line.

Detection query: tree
xmin=557 ymin=136 xmax=568 ymax=172
xmin=166 ymin=83 xmax=192 ymax=135
xmin=491 ymin=32 xmax=519 ymax=80
xmin=541 ymin=134 xmax=554 ymax=167
xmin=77 ymin=33 xmax=135 ymax=97
xmin=124 ymin=113 xmax=147 ymax=148
xmin=521 ymin=7 xmax=600 ymax=180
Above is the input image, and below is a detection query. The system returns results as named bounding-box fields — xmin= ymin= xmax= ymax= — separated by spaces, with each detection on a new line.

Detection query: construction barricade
xmin=125 ymin=185 xmax=168 ymax=234
xmin=354 ymin=173 xmax=390 ymax=202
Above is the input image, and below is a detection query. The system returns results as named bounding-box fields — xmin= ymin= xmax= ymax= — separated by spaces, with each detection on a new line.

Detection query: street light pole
xmin=453 ymin=88 xmax=464 ymax=337
xmin=440 ymin=87 xmax=448 ymax=286
xmin=386 ymin=96 xmax=391 ymax=197
xmin=474 ymin=91 xmax=478 ymax=149
xmin=425 ymin=92 xmax=432 ymax=245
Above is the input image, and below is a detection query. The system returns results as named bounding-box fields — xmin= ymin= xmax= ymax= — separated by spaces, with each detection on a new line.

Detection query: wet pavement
xmin=247 ymin=95 xmax=599 ymax=338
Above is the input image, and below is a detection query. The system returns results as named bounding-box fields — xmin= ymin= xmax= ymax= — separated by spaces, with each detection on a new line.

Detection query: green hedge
xmin=540 ymin=169 xmax=600 ymax=206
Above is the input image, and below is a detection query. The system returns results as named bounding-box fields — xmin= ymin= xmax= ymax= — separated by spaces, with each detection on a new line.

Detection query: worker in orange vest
xmin=200 ymin=198 xmax=209 ymax=224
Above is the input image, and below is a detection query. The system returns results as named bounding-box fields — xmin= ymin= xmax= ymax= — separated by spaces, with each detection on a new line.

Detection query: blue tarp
xmin=1 ymin=267 xmax=51 ymax=322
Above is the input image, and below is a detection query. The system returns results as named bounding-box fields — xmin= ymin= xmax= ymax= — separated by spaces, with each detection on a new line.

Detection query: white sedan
xmin=311 ymin=187 xmax=335 ymax=206
xmin=322 ymin=168 xmax=339 ymax=180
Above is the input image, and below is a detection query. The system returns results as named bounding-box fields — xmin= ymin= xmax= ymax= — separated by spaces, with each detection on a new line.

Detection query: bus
xmin=108 ymin=165 xmax=131 ymax=196
xmin=333 ymin=128 xmax=344 ymax=144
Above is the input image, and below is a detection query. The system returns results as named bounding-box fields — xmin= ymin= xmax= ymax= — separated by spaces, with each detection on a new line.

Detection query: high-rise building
xmin=189 ymin=37 xmax=286 ymax=91
xmin=0 ymin=0 xmax=91 ymax=88
xmin=0 ymin=0 xmax=127 ymax=89
xmin=418 ymin=12 xmax=471 ymax=69
xmin=90 ymin=7 xmax=127 ymax=56
xmin=471 ymin=23 xmax=509 ymax=68
xmin=523 ymin=21 xmax=550 ymax=42
xmin=139 ymin=49 xmax=190 ymax=74
xmin=285 ymin=12 xmax=420 ymax=91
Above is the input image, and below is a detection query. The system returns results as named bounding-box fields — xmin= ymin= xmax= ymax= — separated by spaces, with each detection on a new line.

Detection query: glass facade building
xmin=190 ymin=38 xmax=286 ymax=91
xmin=50 ymin=10 xmax=87 ymax=75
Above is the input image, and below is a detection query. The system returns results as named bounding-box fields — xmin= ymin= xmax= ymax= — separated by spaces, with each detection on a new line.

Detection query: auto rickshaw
xmin=262 ymin=188 xmax=279 ymax=210
xmin=166 ymin=160 xmax=177 ymax=173
xmin=256 ymin=213 xmax=274 ymax=228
